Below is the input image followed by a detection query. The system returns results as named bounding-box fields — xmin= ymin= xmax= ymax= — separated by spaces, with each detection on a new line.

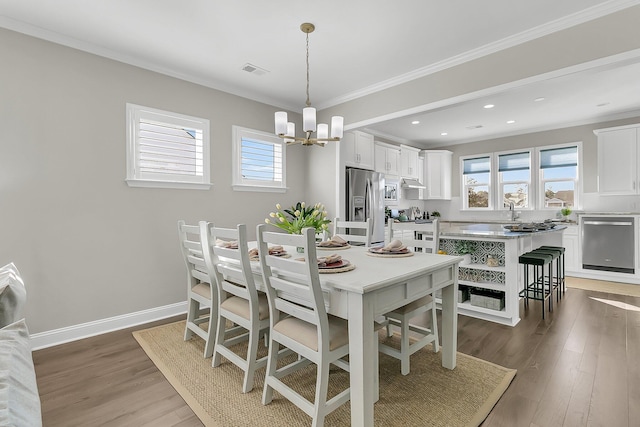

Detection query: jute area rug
xmin=566 ymin=276 xmax=640 ymax=297
xmin=133 ymin=321 xmax=515 ymax=427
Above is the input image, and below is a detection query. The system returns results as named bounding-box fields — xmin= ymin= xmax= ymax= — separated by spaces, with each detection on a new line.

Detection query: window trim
xmin=125 ymin=103 xmax=211 ymax=190
xmin=536 ymin=142 xmax=582 ymax=210
xmin=460 ymin=153 xmax=493 ymax=210
xmin=232 ymin=125 xmax=287 ymax=193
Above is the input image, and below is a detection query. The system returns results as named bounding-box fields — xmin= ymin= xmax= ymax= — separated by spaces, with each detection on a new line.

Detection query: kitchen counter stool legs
xmin=538 ymin=245 xmax=566 ymax=297
xmin=519 ymin=252 xmax=554 ymax=319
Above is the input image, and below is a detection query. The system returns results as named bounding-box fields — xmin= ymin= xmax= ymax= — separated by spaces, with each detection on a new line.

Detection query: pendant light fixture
xmin=274 ymin=23 xmax=344 ymax=146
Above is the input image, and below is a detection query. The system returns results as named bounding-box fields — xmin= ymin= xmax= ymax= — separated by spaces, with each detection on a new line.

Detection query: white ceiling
xmin=2 ymin=0 xmax=640 ymax=147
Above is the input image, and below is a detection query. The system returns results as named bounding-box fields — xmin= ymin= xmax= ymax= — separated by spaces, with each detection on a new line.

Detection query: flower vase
xmin=297 ymin=246 xmax=305 ymax=253
xmin=460 ymin=253 xmax=472 ymax=265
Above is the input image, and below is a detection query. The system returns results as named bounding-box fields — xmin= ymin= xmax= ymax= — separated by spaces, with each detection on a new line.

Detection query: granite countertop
xmin=439 ymin=223 xmax=567 ymax=239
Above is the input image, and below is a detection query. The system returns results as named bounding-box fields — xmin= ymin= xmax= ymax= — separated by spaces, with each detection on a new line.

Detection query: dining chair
xmin=380 ymin=219 xmax=440 ymax=375
xmin=177 ymin=220 xmax=216 ymax=358
xmin=201 ymin=222 xmax=270 ymax=393
xmin=332 ymin=217 xmax=371 ymax=246
xmin=257 ymin=225 xmax=354 ymax=426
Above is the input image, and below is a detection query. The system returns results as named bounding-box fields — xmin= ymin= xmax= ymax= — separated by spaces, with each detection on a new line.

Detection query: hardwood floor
xmin=33 ymin=285 xmax=640 ymax=426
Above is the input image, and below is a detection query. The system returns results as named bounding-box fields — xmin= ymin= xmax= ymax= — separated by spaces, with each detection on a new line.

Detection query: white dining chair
xmin=332 ymin=217 xmax=372 ymax=246
xmin=381 ymin=219 xmax=440 ymax=375
xmin=257 ymin=225 xmax=354 ymax=426
xmin=201 ymin=222 xmax=270 ymax=393
xmin=177 ymin=220 xmax=216 ymax=358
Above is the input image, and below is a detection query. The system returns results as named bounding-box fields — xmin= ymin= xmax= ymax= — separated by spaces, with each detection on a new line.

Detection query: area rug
xmin=566 ymin=276 xmax=640 ymax=297
xmin=133 ymin=321 xmax=515 ymax=426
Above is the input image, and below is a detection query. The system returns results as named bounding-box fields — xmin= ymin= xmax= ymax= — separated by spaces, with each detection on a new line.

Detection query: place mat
xmin=133 ymin=320 xmax=516 ymax=427
xmin=366 ymin=251 xmax=414 ymax=258
xmin=316 ymin=244 xmax=351 ymax=250
xmin=319 ymin=263 xmax=356 ymax=274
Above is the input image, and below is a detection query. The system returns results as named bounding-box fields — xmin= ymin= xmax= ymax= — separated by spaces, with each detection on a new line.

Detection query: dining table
xmin=246 ymin=243 xmax=461 ymax=427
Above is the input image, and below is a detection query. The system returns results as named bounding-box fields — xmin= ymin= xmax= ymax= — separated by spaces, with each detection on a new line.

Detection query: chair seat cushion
xmin=220 ymin=293 xmax=269 ymax=321
xmin=273 ymin=315 xmax=348 ymax=351
xmin=391 ymin=295 xmax=434 ymax=315
xmin=192 ymin=283 xmax=212 ymax=299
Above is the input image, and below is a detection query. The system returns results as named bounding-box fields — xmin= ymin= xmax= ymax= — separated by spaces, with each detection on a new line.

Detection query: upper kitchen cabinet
xmin=594 ymin=124 xmax=640 ymax=195
xmin=421 ymin=150 xmax=452 ymax=200
xmin=374 ymin=142 xmax=401 ymax=177
xmin=343 ymin=130 xmax=374 ymax=170
xmin=400 ymin=145 xmax=421 ymax=179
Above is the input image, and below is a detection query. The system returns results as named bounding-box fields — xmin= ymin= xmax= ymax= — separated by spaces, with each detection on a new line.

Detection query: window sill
xmin=232 ymin=184 xmax=287 ymax=193
xmin=126 ymin=179 xmax=212 ymax=190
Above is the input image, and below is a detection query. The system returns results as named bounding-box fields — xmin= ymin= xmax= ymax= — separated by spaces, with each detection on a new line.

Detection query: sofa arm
xmin=0 ymin=319 xmax=42 ymax=427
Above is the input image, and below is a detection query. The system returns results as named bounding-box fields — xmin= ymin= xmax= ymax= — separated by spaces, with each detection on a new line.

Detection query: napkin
xmin=317 ymin=235 xmax=348 ymax=247
xmin=369 ymin=239 xmax=409 ymax=254
xmin=248 ymin=246 xmax=286 ymax=261
xmin=318 ymin=254 xmax=342 ymax=267
xmin=216 ymin=239 xmax=238 ymax=249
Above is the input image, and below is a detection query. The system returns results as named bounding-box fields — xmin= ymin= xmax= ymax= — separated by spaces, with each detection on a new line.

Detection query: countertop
xmin=391 ymin=220 xmax=567 ymax=239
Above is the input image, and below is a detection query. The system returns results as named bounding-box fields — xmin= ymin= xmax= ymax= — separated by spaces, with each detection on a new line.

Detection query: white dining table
xmin=247 ymin=244 xmax=461 ymax=426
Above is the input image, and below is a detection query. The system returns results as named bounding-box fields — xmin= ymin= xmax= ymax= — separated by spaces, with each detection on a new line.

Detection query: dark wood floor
xmin=33 ymin=285 xmax=640 ymax=426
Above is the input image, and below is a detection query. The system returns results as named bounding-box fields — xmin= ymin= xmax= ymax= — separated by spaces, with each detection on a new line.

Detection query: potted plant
xmin=454 ymin=240 xmax=476 ymax=265
xmin=431 ymin=211 xmax=441 ymax=219
xmin=560 ymin=207 xmax=572 ymax=221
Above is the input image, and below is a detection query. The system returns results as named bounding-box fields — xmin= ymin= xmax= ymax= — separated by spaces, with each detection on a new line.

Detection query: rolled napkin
xmin=369 ymin=239 xmax=409 ymax=254
xmin=317 ymin=235 xmax=348 ymax=247
xmin=317 ymin=254 xmax=342 ymax=267
xmin=215 ymin=239 xmax=238 ymax=249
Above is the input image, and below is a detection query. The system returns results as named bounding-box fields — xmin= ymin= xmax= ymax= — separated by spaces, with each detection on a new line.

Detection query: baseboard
xmin=29 ymin=301 xmax=188 ymax=350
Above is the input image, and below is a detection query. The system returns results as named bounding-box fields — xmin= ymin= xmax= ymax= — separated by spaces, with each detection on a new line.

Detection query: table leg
xmin=348 ymin=291 xmax=375 ymax=427
xmin=440 ymin=273 xmax=458 ymax=370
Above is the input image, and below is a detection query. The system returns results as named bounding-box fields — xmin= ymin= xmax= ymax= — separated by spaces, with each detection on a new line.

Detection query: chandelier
xmin=274 ymin=23 xmax=344 ymax=146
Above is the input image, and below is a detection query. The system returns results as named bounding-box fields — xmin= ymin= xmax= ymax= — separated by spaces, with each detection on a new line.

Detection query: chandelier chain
xmin=305 ymin=32 xmax=311 ymax=108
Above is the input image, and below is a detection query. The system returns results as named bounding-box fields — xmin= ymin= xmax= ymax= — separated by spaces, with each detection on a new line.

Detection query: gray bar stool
xmin=538 ymin=245 xmax=566 ymax=296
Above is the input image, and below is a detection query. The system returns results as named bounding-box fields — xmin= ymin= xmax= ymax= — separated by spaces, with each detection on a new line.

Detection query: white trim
xmin=125 ymin=179 xmax=212 ymax=190
xmin=29 ymin=301 xmax=188 ymax=350
xmin=232 ymin=184 xmax=287 ymax=193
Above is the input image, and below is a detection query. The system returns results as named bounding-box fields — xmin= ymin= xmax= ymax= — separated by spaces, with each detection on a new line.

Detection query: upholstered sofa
xmin=0 ymin=263 xmax=42 ymax=426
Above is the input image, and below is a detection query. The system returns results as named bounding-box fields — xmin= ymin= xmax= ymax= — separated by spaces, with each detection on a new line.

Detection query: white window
xmin=538 ymin=144 xmax=579 ymax=209
xmin=126 ymin=104 xmax=211 ymax=190
xmin=497 ymin=151 xmax=531 ymax=209
xmin=461 ymin=155 xmax=492 ymax=209
xmin=232 ymin=126 xmax=286 ymax=192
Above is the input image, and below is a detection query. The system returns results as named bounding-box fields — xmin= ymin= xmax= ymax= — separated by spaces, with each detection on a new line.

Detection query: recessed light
xmin=534 ymin=97 xmax=545 ymax=102
xmin=411 ymin=120 xmax=420 ymax=125
xmin=440 ymin=132 xmax=448 ymax=136
xmin=483 ymin=104 xmax=495 ymax=109
xmin=506 ymin=120 xmax=515 ymax=124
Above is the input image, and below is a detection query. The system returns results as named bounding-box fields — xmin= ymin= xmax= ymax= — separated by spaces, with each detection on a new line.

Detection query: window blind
xmin=498 ymin=152 xmax=530 ymax=172
xmin=241 ymin=138 xmax=282 ymax=182
xmin=138 ymin=119 xmax=204 ymax=177
xmin=540 ymin=146 xmax=577 ymax=169
xmin=463 ymin=156 xmax=491 ymax=174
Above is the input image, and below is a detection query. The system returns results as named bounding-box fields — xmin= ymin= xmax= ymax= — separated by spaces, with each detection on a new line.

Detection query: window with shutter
xmin=126 ymin=104 xmax=211 ymax=189
xmin=232 ymin=126 xmax=286 ymax=192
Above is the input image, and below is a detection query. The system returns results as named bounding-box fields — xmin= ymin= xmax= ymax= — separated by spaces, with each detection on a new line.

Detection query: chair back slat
xmin=178 ymin=220 xmax=211 ymax=293
xmin=333 ymin=217 xmax=371 ymax=246
xmin=388 ymin=219 xmax=440 ymax=253
xmin=275 ymin=298 xmax=317 ymax=324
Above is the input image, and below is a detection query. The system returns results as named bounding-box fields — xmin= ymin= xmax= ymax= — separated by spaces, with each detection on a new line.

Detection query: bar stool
xmin=519 ymin=251 xmax=553 ymax=319
xmin=538 ymin=245 xmax=566 ymax=296
xmin=529 ymin=247 xmax=562 ymax=302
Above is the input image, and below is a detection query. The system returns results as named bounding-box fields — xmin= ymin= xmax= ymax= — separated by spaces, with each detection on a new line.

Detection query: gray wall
xmin=0 ymin=29 xmax=310 ymax=334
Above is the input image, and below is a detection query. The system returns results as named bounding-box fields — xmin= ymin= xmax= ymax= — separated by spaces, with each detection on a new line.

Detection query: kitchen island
xmin=391 ymin=221 xmax=566 ymax=326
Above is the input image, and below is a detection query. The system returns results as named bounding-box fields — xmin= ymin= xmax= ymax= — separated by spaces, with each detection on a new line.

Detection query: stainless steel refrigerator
xmin=346 ymin=168 xmax=385 ymax=244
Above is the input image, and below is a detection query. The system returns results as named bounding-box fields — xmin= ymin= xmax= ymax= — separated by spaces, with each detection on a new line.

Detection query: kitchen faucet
xmin=509 ymin=201 xmax=520 ymax=221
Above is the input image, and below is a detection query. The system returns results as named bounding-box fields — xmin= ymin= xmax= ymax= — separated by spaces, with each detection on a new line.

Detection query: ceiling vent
xmin=241 ymin=63 xmax=269 ymax=76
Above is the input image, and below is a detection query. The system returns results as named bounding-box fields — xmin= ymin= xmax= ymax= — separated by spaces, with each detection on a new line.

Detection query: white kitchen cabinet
xmin=374 ymin=142 xmax=400 ymax=177
xmin=562 ymin=224 xmax=580 ymax=273
xmin=421 ymin=150 xmax=452 ymax=200
xmin=594 ymin=124 xmax=640 ymax=195
xmin=343 ymin=130 xmax=375 ymax=170
xmin=400 ymin=144 xmax=420 ymax=179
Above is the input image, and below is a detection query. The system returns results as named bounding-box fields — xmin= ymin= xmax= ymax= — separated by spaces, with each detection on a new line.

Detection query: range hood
xmin=401 ymin=178 xmax=425 ymax=189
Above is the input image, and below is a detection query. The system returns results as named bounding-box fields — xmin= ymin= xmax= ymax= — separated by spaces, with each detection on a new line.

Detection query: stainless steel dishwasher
xmin=582 ymin=216 xmax=635 ymax=274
